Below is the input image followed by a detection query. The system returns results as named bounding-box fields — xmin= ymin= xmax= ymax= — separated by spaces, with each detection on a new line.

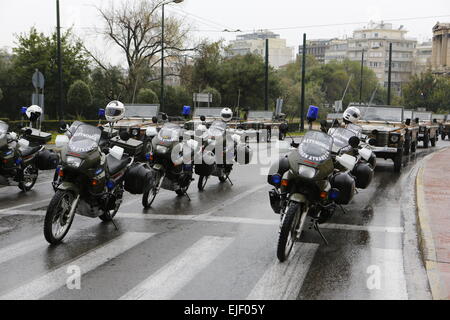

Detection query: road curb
xmin=415 ymin=147 xmax=449 ymax=300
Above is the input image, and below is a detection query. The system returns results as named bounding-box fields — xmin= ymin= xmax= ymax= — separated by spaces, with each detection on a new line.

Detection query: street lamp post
xmin=160 ymin=0 xmax=184 ymax=114
xmin=56 ymin=0 xmax=63 ymax=120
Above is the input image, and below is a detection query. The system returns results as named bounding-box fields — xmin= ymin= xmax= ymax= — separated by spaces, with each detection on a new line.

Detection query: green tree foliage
xmin=201 ymin=87 xmax=221 ymax=108
xmin=3 ymin=27 xmax=90 ymax=119
xmin=90 ymin=66 xmax=126 ymax=110
xmin=67 ymin=80 xmax=93 ymax=119
xmin=403 ymin=72 xmax=450 ymax=112
xmin=164 ymin=86 xmax=191 ymax=116
xmin=0 ymin=88 xmax=3 ymax=102
xmin=137 ymin=88 xmax=159 ymax=104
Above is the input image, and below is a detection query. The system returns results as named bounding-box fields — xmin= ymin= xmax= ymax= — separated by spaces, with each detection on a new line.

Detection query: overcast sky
xmin=1 ymin=0 xmax=449 ymax=63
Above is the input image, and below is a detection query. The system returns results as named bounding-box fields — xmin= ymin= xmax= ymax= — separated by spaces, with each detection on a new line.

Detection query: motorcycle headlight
xmin=298 ymin=165 xmax=316 ymax=179
xmin=66 ymin=156 xmax=82 ymax=168
xmin=156 ymin=145 xmax=169 ymax=154
xmin=390 ymin=134 xmax=400 ymax=143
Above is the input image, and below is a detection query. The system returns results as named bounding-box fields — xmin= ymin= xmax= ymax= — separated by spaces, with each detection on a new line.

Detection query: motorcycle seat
xmin=20 ymin=146 xmax=41 ymax=157
xmin=106 ymin=154 xmax=130 ymax=175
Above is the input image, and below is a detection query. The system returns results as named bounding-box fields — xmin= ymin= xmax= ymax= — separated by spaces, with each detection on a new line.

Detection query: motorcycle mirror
xmin=24 ymin=128 xmax=32 ymax=136
xmin=152 ymin=116 xmax=158 ymax=124
xmin=119 ymin=131 xmax=131 ymax=141
xmin=291 ymin=141 xmax=300 ymax=148
xmin=415 ymin=118 xmax=420 ymax=124
xmin=348 ymin=136 xmax=360 ymax=149
xmin=200 ymin=115 xmax=206 ymax=122
xmin=405 ymin=119 xmax=411 ymax=126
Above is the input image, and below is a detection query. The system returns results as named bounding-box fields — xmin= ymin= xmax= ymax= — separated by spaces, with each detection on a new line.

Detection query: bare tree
xmin=90 ymin=0 xmax=194 ymax=101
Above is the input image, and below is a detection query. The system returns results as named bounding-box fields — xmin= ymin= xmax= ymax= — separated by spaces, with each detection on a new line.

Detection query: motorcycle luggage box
xmin=235 ymin=143 xmax=253 ymax=165
xmin=330 ymin=172 xmax=355 ymax=205
xmin=195 ymin=163 xmax=214 ymax=177
xmin=352 ymin=163 xmax=374 ymax=189
xmin=36 ymin=149 xmax=59 ymax=170
xmin=110 ymin=136 xmax=143 ymax=156
xmin=21 ymin=128 xmax=51 ymax=145
xmin=124 ymin=163 xmax=153 ymax=194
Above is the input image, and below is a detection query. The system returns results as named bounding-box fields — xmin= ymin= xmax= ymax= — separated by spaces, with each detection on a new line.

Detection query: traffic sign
xmin=32 ymin=70 xmax=45 ymax=89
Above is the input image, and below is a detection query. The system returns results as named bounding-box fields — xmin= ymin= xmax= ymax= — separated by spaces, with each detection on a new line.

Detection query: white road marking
xmin=247 ymin=243 xmax=319 ymax=300
xmin=0 ymin=198 xmax=51 ymax=215
xmin=365 ymin=248 xmax=408 ymax=300
xmin=321 ymin=223 xmax=404 ymax=234
xmin=120 ymin=236 xmax=233 ymax=300
xmin=0 ymin=235 xmax=47 ymax=265
xmin=0 ymin=232 xmax=154 ymax=300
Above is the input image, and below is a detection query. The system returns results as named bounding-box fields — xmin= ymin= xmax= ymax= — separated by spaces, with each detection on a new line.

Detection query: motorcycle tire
xmin=277 ymin=202 xmax=305 ymax=262
xmin=18 ymin=163 xmax=38 ymax=192
xmin=44 ymin=190 xmax=76 ymax=245
xmin=198 ymin=175 xmax=208 ymax=191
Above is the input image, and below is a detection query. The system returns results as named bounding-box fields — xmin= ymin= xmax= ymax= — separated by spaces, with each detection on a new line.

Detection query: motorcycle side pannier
xmin=124 ymin=163 xmax=153 ymax=194
xmin=195 ymin=163 xmax=214 ymax=177
xmin=36 ymin=149 xmax=59 ymax=170
xmin=352 ymin=163 xmax=374 ymax=189
xmin=235 ymin=143 xmax=253 ymax=165
xmin=330 ymin=172 xmax=355 ymax=205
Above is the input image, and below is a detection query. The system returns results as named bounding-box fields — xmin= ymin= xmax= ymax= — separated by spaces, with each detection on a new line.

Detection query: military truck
xmin=413 ymin=111 xmax=439 ymax=148
xmin=432 ymin=114 xmax=446 ymax=136
xmin=440 ymin=115 xmax=450 ymax=140
xmin=402 ymin=109 xmax=419 ymax=155
xmin=357 ymin=105 xmax=408 ymax=172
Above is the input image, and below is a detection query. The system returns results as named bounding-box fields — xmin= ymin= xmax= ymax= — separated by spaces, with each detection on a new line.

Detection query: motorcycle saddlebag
xmin=352 ymin=163 xmax=374 ymax=189
xmin=235 ymin=143 xmax=253 ymax=165
xmin=36 ymin=149 xmax=59 ymax=170
xmin=330 ymin=172 xmax=355 ymax=205
xmin=195 ymin=163 xmax=214 ymax=177
xmin=124 ymin=163 xmax=153 ymax=194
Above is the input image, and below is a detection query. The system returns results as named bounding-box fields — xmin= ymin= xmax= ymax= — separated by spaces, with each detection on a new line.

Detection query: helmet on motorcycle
xmin=343 ymin=107 xmax=361 ymax=124
xmin=105 ymin=101 xmax=126 ymax=123
xmin=26 ymin=105 xmax=42 ymax=122
xmin=221 ymin=108 xmax=233 ymax=122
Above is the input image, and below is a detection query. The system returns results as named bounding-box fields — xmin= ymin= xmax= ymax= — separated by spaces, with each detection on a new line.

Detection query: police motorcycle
xmin=0 ymin=106 xmax=58 ymax=192
xmin=140 ymin=120 xmax=198 ymax=209
xmin=193 ymin=108 xmax=251 ymax=191
xmin=43 ymin=122 xmax=135 ymax=244
xmin=268 ymin=130 xmax=360 ymax=262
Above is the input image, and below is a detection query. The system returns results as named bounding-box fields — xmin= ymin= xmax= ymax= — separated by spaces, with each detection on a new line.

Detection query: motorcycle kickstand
xmin=314 ymin=222 xmax=329 ymax=245
xmin=338 ymin=204 xmax=348 ymax=215
xmin=227 ymin=176 xmax=234 ymax=186
xmin=105 ymin=206 xmax=119 ymax=231
xmin=184 ymin=192 xmax=191 ymax=201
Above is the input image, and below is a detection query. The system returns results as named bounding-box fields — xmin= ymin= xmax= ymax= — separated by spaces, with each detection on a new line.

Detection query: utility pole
xmin=359 ymin=49 xmax=364 ymax=105
xmin=300 ymin=33 xmax=306 ymax=132
xmin=265 ymin=39 xmax=269 ymax=111
xmin=387 ymin=42 xmax=393 ymax=105
xmin=56 ymin=0 xmax=63 ymax=120
xmin=160 ymin=3 xmax=165 ymax=113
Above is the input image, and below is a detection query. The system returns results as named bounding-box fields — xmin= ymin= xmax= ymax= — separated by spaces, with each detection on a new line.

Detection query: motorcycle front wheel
xmin=44 ymin=190 xmax=76 ymax=245
xmin=277 ymin=202 xmax=307 ymax=262
xmin=197 ymin=175 xmax=209 ymax=191
xmin=142 ymin=172 xmax=161 ymax=209
xmin=18 ymin=163 xmax=38 ymax=192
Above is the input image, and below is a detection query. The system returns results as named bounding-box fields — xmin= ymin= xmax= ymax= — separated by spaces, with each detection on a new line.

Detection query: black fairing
xmin=352 ymin=163 xmax=374 ymax=189
xmin=330 ymin=172 xmax=355 ymax=205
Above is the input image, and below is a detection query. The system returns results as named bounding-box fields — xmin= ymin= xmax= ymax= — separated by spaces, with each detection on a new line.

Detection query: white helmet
xmin=105 ymin=101 xmax=125 ymax=123
xmin=221 ymin=108 xmax=233 ymax=122
xmin=26 ymin=105 xmax=42 ymax=122
xmin=343 ymin=107 xmax=361 ymax=124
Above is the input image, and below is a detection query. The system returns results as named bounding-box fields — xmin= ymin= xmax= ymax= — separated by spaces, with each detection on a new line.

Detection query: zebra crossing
xmin=0 ymin=226 xmax=409 ymax=300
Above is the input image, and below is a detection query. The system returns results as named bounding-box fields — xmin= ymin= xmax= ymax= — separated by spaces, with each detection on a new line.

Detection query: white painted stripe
xmin=246 ymin=243 xmax=319 ymax=300
xmin=0 ymin=198 xmax=51 ymax=214
xmin=0 ymin=235 xmax=47 ymax=265
xmin=0 ymin=210 xmax=406 ymax=234
xmin=120 ymin=236 xmax=233 ymax=300
xmin=321 ymin=223 xmax=404 ymax=234
xmin=0 ymin=232 xmax=154 ymax=300
xmin=366 ymin=248 xmax=408 ymax=300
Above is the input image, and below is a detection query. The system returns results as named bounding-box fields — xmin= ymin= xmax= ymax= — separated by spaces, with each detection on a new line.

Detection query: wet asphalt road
xmin=0 ymin=139 xmax=447 ymax=300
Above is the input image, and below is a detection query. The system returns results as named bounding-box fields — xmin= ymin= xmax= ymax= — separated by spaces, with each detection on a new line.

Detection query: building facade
xmin=432 ymin=23 xmax=450 ymax=75
xmin=346 ymin=22 xmax=416 ymax=95
xmin=324 ymin=39 xmax=349 ymax=64
xmin=414 ymin=41 xmax=433 ymax=75
xmin=228 ymin=30 xmax=294 ymax=69
xmin=299 ymin=39 xmax=335 ymax=64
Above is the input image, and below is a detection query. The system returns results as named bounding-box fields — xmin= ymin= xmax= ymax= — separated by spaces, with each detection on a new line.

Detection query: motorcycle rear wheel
xmin=44 ymin=190 xmax=76 ymax=245
xmin=18 ymin=163 xmax=38 ymax=192
xmin=277 ymin=203 xmax=306 ymax=262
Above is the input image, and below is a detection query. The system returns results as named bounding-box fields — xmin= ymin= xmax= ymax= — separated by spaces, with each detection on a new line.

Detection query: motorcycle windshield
xmin=297 ymin=131 xmax=333 ymax=163
xmin=208 ymin=121 xmax=226 ymax=137
xmin=0 ymin=121 xmax=8 ymax=136
xmin=68 ymin=124 xmax=101 ymax=153
xmin=158 ymin=123 xmax=182 ymax=142
xmin=67 ymin=121 xmax=84 ymax=136
xmin=329 ymin=127 xmax=356 ymax=153
xmin=346 ymin=124 xmax=362 ymax=137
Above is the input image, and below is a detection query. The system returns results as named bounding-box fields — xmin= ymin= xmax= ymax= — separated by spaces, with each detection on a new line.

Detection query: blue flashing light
xmin=56 ymin=167 xmax=61 ymax=175
xmin=21 ymin=107 xmax=27 ymax=115
xmin=329 ymin=189 xmax=340 ymax=200
xmin=95 ymin=168 xmax=103 ymax=175
xmin=98 ymin=108 xmax=106 ymax=117
xmin=145 ymin=153 xmax=151 ymax=161
xmin=307 ymin=105 xmax=319 ymax=121
xmin=182 ymin=106 xmax=191 ymax=116
xmin=106 ymin=180 xmax=115 ymax=190
xmin=271 ymin=174 xmax=282 ymax=185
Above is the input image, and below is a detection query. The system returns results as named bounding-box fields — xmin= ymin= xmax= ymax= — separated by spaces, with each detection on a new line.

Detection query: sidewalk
xmin=416 ymin=147 xmax=450 ymax=300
